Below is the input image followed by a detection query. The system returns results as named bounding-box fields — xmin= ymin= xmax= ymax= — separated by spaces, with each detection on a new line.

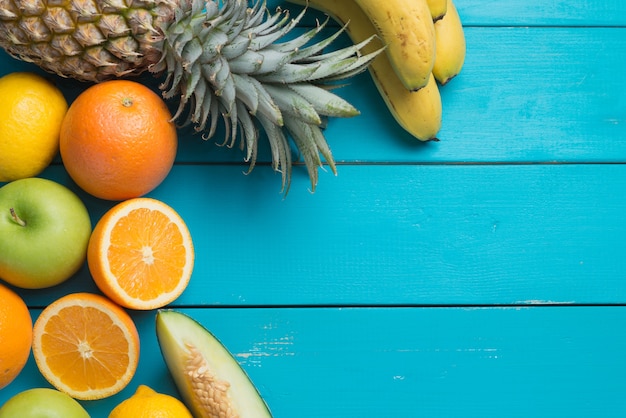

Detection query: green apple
xmin=0 ymin=388 xmax=90 ymax=418
xmin=0 ymin=177 xmax=92 ymax=289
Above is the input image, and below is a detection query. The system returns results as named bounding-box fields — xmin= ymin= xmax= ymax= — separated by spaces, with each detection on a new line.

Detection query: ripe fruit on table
xmin=88 ymin=197 xmax=194 ymax=310
xmin=0 ymin=283 xmax=32 ymax=389
xmin=32 ymin=292 xmax=140 ymax=400
xmin=156 ymin=310 xmax=272 ymax=418
xmin=0 ymin=177 xmax=92 ymax=289
xmin=109 ymin=385 xmax=192 ymax=418
xmin=352 ymin=0 xmax=436 ymax=92
xmin=0 ymin=72 xmax=68 ymax=182
xmin=432 ymin=0 xmax=466 ymax=85
xmin=60 ymin=80 xmax=177 ymax=201
xmin=0 ymin=388 xmax=90 ymax=418
xmin=288 ymin=0 xmax=442 ymax=141
xmin=0 ymin=0 xmax=381 ymax=192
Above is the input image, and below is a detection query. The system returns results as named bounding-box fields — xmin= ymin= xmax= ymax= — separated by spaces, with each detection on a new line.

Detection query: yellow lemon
xmin=109 ymin=385 xmax=193 ymax=418
xmin=0 ymin=72 xmax=68 ymax=182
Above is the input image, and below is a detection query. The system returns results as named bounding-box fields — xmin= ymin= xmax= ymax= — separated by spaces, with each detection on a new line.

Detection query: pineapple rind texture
xmin=0 ymin=0 xmax=173 ymax=81
xmin=0 ymin=0 xmax=381 ymax=192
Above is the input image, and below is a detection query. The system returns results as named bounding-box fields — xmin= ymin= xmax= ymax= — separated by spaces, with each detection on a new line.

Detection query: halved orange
xmin=88 ymin=197 xmax=194 ymax=310
xmin=32 ymin=292 xmax=140 ymax=400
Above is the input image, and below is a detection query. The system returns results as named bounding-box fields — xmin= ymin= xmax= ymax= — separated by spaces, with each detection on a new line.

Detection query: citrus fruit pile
xmin=0 ymin=71 xmax=197 ymax=413
xmin=1 ymin=195 xmax=196 ymax=399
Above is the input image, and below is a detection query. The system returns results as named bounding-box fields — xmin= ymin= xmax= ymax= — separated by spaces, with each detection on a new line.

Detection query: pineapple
xmin=0 ymin=0 xmax=380 ymax=192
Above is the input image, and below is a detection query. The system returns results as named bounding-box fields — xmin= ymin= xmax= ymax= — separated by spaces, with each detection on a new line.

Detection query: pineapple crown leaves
xmin=152 ymin=0 xmax=382 ymax=193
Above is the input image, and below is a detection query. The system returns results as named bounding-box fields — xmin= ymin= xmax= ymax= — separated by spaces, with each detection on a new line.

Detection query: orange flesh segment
xmin=39 ymin=305 xmax=132 ymax=392
xmin=108 ymin=207 xmax=188 ymax=300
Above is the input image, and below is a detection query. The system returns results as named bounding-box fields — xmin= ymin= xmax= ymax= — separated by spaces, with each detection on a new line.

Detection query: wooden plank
xmin=19 ymin=162 xmax=626 ymax=307
xmin=276 ymin=0 xmax=626 ymax=27
xmin=448 ymin=0 xmax=626 ymax=27
xmin=3 ymin=306 xmax=626 ymax=417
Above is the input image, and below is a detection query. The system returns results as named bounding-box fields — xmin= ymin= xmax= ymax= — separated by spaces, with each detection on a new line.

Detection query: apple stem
xmin=9 ymin=208 xmax=26 ymax=227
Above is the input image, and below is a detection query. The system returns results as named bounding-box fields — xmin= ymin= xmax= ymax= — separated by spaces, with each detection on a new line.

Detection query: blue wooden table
xmin=2 ymin=0 xmax=626 ymax=416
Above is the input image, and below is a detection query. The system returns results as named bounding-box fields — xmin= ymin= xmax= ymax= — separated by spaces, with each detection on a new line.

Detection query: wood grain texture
xmin=15 ymin=163 xmax=626 ymax=308
xmin=276 ymin=0 xmax=626 ymax=26
xmin=3 ymin=307 xmax=626 ymax=417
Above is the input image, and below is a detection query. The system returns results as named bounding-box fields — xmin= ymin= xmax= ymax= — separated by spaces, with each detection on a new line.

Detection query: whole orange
xmin=59 ymin=80 xmax=177 ymax=201
xmin=0 ymin=283 xmax=33 ymax=389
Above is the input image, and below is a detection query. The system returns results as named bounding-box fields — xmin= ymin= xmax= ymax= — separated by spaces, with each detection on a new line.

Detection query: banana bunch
xmin=285 ymin=0 xmax=466 ymax=141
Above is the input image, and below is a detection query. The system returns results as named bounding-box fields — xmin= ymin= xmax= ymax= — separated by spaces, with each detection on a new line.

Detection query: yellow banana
xmin=426 ymin=0 xmax=448 ymax=22
xmin=432 ymin=0 xmax=466 ymax=85
xmin=285 ymin=0 xmax=442 ymax=141
xmin=350 ymin=0 xmax=436 ymax=92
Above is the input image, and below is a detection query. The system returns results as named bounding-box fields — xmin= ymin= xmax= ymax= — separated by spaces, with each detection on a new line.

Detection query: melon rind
xmin=155 ymin=310 xmax=272 ymax=418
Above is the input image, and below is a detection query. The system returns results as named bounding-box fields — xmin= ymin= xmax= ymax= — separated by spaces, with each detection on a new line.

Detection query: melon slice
xmin=156 ymin=310 xmax=273 ymax=418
